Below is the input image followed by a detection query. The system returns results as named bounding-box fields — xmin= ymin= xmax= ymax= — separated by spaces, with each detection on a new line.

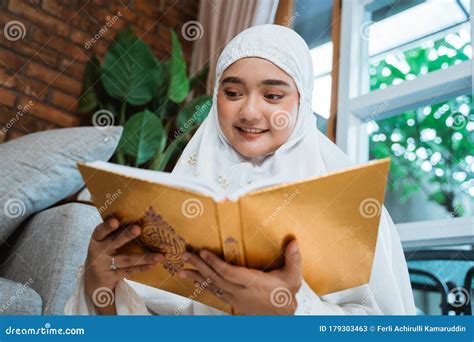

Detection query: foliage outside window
xmin=368 ymin=28 xmax=472 ymax=217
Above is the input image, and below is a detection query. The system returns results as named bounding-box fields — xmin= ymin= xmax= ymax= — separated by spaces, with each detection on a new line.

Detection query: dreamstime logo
xmin=283 ymin=11 xmax=300 ymax=27
xmin=450 ymin=112 xmax=468 ymax=130
xmin=99 ymin=190 xmax=122 ymax=215
xmin=181 ymin=20 xmax=203 ymax=41
xmin=270 ymin=287 xmax=292 ymax=307
xmin=92 ymin=109 xmax=115 ymax=130
xmin=85 ymin=12 xmax=122 ymax=49
xmin=364 ymin=101 xmax=389 ymax=123
xmin=359 ymin=198 xmax=381 ymax=219
xmin=3 ymin=198 xmax=26 ymax=219
xmin=3 ymin=20 xmax=26 ymax=41
xmin=181 ymin=198 xmax=203 ymax=219
xmin=443 ymin=204 xmax=464 ymax=224
xmin=174 ymin=277 xmax=212 ymax=315
xmin=83 ymin=189 xmax=122 ymax=229
xmin=262 ymin=190 xmax=300 ymax=227
xmin=92 ymin=287 xmax=115 ymax=308
xmin=448 ymin=287 xmax=470 ymax=308
xmin=359 ymin=20 xmax=382 ymax=41
xmin=270 ymin=110 xmax=293 ymax=130
xmin=0 ymin=278 xmax=34 ymax=313
xmin=173 ymin=101 xmax=211 ymax=139
xmin=2 ymin=100 xmax=35 ymax=135
xmin=360 ymin=279 xmax=388 ymax=307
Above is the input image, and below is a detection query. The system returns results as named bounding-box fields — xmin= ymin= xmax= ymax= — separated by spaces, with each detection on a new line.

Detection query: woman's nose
xmin=239 ymin=95 xmax=262 ymax=122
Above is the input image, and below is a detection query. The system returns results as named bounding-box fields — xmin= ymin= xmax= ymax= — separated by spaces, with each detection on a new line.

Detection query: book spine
xmin=215 ymin=200 xmax=246 ymax=267
xmin=215 ymin=200 xmax=246 ymax=316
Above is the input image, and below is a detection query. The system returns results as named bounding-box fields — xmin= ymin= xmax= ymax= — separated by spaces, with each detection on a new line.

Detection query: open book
xmin=77 ymin=158 xmax=390 ymax=314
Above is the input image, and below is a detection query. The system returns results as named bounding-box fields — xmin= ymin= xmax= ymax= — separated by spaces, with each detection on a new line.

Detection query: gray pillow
xmin=0 ymin=126 xmax=122 ymax=242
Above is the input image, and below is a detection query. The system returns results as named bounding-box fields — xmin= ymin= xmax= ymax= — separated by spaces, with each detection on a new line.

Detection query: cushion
xmin=0 ymin=277 xmax=42 ymax=315
xmin=0 ymin=126 xmax=122 ymax=242
xmin=0 ymin=203 xmax=102 ymax=315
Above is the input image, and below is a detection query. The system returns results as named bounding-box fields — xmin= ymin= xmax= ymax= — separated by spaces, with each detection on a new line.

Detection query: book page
xmin=85 ymin=161 xmax=224 ymax=200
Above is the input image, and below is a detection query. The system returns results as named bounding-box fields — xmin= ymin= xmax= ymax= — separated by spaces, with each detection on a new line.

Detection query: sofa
xmin=0 ymin=126 xmax=122 ymax=315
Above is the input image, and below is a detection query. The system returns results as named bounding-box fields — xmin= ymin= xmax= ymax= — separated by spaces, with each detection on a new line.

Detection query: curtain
xmin=189 ymin=0 xmax=279 ymax=94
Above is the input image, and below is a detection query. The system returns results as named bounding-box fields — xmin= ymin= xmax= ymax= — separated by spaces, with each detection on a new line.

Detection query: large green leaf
xmin=78 ymin=55 xmax=101 ymax=113
xmin=119 ymin=110 xmax=163 ymax=165
xmin=167 ymin=30 xmax=189 ymax=104
xmin=152 ymin=59 xmax=170 ymax=119
xmin=102 ymin=28 xmax=161 ymax=106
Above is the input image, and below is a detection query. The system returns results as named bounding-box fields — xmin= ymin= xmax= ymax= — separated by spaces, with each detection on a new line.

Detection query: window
xmin=337 ymin=0 xmax=472 ymax=245
xmin=293 ymin=0 xmax=335 ymax=133
xmin=370 ymin=25 xmax=471 ymax=92
xmin=311 ymin=41 xmax=333 ymax=119
xmin=366 ymin=0 xmax=471 ymax=92
xmin=367 ymin=0 xmax=470 ymax=59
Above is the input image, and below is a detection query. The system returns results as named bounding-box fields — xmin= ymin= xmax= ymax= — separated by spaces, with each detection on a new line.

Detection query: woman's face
xmin=217 ymin=57 xmax=299 ymax=158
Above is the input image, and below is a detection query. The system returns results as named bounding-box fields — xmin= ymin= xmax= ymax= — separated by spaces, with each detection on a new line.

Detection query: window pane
xmin=309 ymin=42 xmax=333 ymax=119
xmin=294 ymin=2 xmax=334 ymax=136
xmin=312 ymin=74 xmax=332 ymax=119
xmin=310 ymin=41 xmax=333 ymax=76
xmin=366 ymin=1 xmax=468 ymax=56
xmin=365 ymin=0 xmax=471 ymax=91
xmin=370 ymin=25 xmax=471 ymax=91
xmin=367 ymin=95 xmax=473 ymax=224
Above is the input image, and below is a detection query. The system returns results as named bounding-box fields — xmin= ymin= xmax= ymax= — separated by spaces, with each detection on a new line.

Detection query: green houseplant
xmin=79 ymin=27 xmax=211 ymax=171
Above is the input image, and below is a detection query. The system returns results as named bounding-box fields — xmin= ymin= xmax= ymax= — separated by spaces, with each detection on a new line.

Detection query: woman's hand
xmin=178 ymin=240 xmax=302 ymax=315
xmin=84 ymin=218 xmax=164 ymax=315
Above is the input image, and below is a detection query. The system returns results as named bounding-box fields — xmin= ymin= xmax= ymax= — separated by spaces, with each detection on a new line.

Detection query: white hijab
xmin=66 ymin=24 xmax=416 ymax=315
xmin=172 ymin=24 xmax=351 ymax=193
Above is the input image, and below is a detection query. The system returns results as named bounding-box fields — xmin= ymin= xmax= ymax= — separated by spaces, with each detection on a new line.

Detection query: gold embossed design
xmin=139 ymin=207 xmax=187 ymax=275
xmin=223 ymin=236 xmax=240 ymax=265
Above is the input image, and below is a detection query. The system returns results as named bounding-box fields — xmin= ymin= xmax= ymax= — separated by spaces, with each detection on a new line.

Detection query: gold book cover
xmin=77 ymin=157 xmax=390 ymax=314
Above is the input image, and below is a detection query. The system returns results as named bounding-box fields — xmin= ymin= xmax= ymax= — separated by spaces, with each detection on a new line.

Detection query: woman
xmin=65 ymin=24 xmax=416 ymax=315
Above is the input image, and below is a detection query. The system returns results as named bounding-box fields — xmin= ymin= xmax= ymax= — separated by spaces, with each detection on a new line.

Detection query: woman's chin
xmin=235 ymin=145 xmax=275 ymax=159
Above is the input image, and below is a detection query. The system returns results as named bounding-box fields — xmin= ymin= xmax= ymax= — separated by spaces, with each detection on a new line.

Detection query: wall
xmin=0 ymin=0 xmax=199 ymax=142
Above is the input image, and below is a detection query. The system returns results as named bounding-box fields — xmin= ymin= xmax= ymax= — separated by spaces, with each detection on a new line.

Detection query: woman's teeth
xmin=238 ymin=127 xmax=268 ymax=133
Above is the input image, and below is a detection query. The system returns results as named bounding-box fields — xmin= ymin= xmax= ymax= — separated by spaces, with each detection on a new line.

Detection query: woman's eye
xmin=224 ymin=90 xmax=241 ymax=97
xmin=265 ymin=94 xmax=283 ymax=100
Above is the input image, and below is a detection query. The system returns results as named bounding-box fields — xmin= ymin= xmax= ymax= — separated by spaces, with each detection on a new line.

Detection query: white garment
xmin=65 ymin=24 xmax=416 ymax=315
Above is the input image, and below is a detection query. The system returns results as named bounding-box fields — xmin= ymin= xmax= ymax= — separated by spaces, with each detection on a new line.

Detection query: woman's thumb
xmin=283 ymin=240 xmax=301 ymax=278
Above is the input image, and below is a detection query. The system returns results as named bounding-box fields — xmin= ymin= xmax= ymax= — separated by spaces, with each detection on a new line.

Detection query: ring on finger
xmin=110 ymin=256 xmax=118 ymax=271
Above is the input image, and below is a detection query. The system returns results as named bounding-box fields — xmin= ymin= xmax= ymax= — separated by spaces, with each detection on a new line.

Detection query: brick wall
xmin=0 ymin=0 xmax=199 ymax=142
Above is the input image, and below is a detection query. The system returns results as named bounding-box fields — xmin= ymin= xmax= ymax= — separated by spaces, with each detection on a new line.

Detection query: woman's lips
xmin=235 ymin=126 xmax=269 ymax=139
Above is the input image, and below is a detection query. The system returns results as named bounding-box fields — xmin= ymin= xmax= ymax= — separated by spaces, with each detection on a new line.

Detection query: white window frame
xmin=336 ymin=0 xmax=473 ymax=249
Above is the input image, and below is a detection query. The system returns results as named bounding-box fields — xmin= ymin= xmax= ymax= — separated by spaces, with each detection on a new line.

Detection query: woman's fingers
xmin=179 ymin=269 xmax=234 ymax=303
xmin=113 ymin=252 xmax=164 ymax=269
xmin=119 ymin=263 xmax=158 ymax=278
xmin=107 ymin=225 xmax=141 ymax=251
xmin=199 ymin=250 xmax=258 ymax=286
xmin=183 ymin=252 xmax=240 ymax=292
xmin=92 ymin=218 xmax=120 ymax=241
xmin=179 ymin=269 xmax=211 ymax=286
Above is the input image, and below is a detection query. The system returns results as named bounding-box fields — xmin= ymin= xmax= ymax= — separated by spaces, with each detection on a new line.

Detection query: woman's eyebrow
xmin=221 ymin=76 xmax=291 ymax=88
xmin=259 ymin=79 xmax=291 ymax=87
xmin=221 ymin=76 xmax=243 ymax=85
